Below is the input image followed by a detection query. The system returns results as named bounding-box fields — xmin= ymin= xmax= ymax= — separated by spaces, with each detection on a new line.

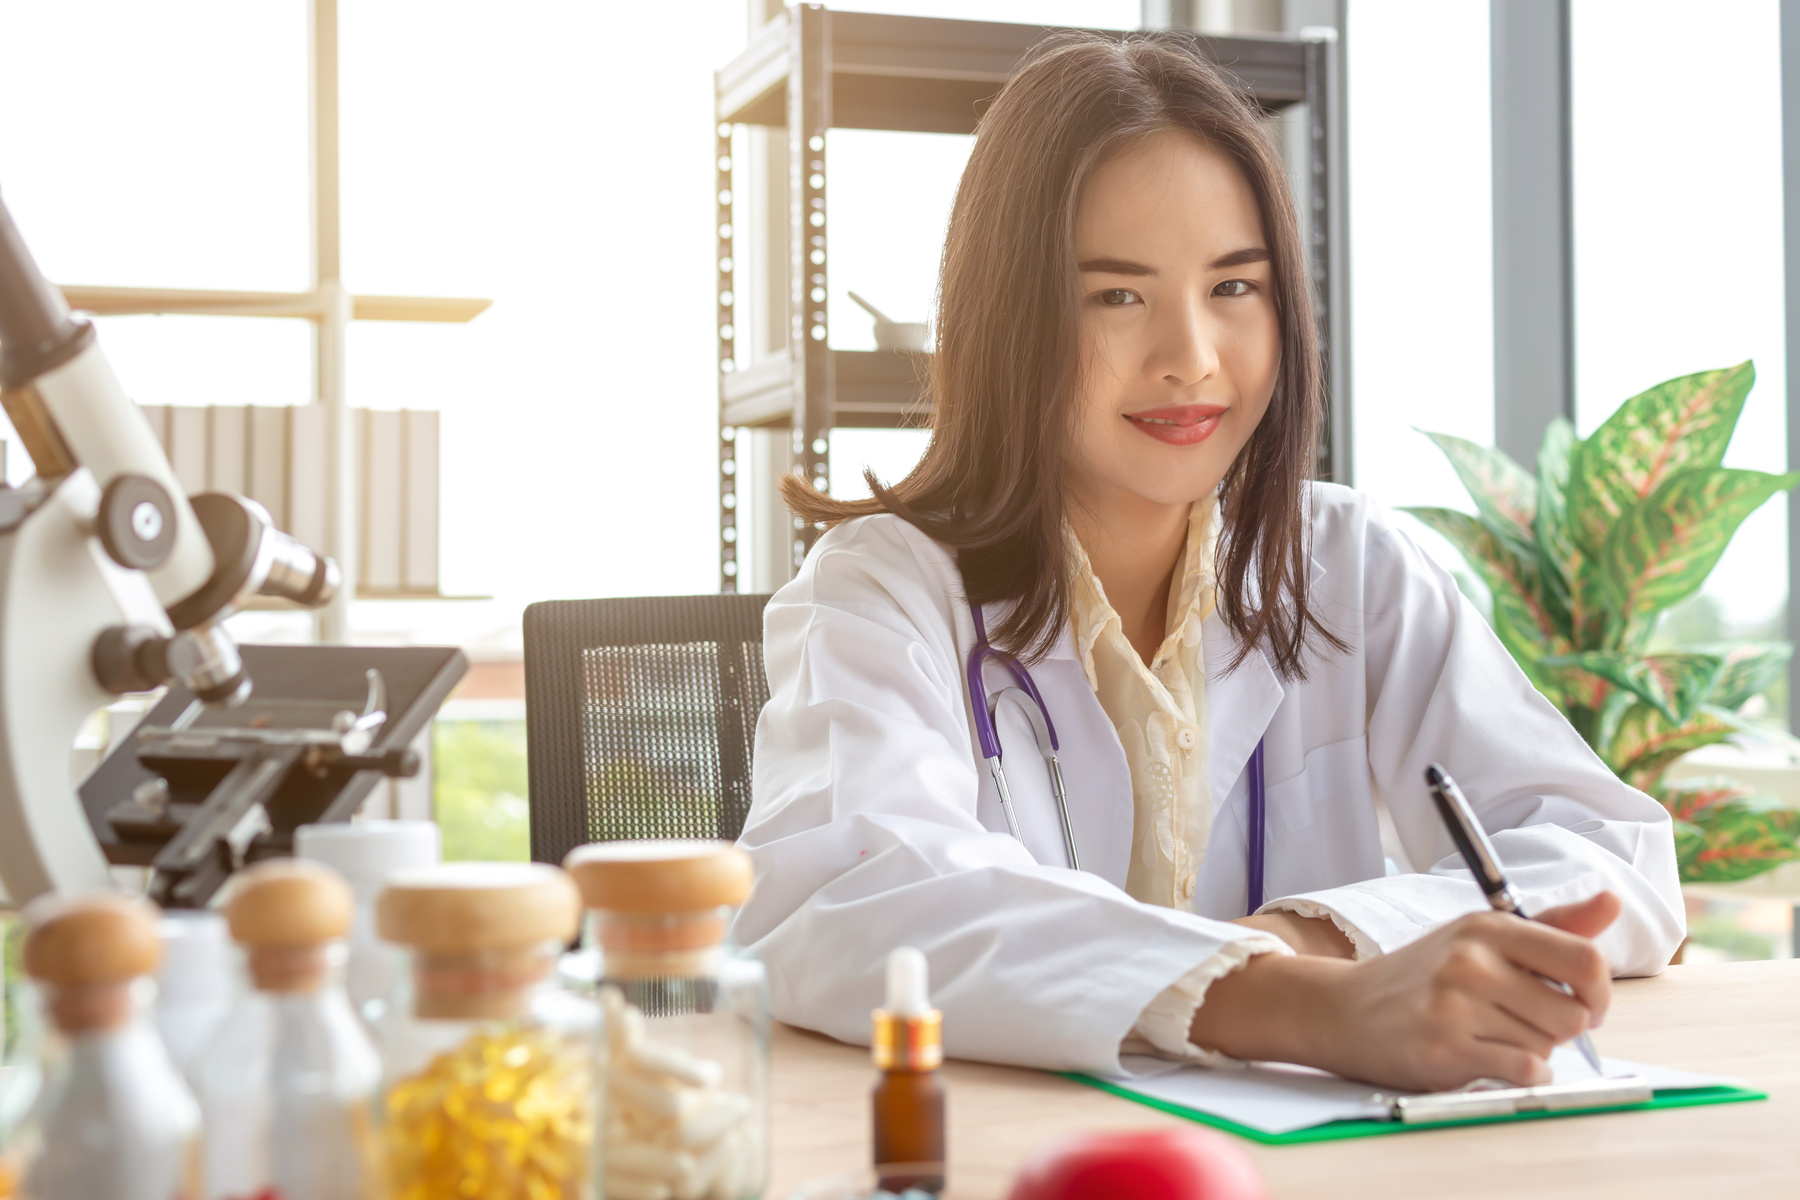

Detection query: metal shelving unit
xmin=713 ymin=4 xmax=1346 ymax=591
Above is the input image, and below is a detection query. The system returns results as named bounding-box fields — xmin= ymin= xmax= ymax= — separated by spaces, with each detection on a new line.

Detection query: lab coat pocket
xmin=1261 ymin=734 xmax=1385 ymax=901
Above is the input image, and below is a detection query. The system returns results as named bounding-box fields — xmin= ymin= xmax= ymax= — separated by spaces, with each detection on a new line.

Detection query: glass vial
xmin=197 ymin=859 xmax=380 ymax=1200
xmin=375 ymin=862 xmax=598 ymax=1200
xmin=154 ymin=911 xmax=235 ymax=1091
xmin=295 ymin=820 xmax=440 ymax=1025
xmin=562 ymin=839 xmax=768 ymax=1200
xmin=871 ymin=948 xmax=944 ymax=1194
xmin=16 ymin=892 xmax=201 ymax=1200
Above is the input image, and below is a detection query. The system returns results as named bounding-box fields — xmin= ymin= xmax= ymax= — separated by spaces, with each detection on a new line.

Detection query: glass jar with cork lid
xmin=562 ymin=839 xmax=768 ymax=1200
xmin=374 ymin=861 xmax=599 ymax=1200
xmin=14 ymin=892 xmax=201 ymax=1200
xmin=196 ymin=858 xmax=380 ymax=1200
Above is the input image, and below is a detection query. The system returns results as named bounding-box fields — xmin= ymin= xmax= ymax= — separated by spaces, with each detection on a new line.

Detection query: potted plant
xmin=1407 ymin=361 xmax=1800 ymax=883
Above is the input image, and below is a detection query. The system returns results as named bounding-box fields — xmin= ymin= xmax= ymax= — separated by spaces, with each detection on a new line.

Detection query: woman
xmin=732 ymin=32 xmax=1683 ymax=1091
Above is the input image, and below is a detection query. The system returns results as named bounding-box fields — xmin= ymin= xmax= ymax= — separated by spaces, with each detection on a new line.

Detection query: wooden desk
xmin=769 ymin=960 xmax=1799 ymax=1200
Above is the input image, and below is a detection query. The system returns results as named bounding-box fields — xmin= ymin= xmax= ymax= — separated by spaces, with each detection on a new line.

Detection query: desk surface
xmin=768 ymin=959 xmax=1799 ymax=1200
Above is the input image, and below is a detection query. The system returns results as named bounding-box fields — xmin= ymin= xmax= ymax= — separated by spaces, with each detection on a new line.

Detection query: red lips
xmin=1123 ymin=403 xmax=1228 ymax=447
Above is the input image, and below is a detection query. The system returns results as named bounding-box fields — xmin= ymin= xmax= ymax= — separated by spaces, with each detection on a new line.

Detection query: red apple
xmin=1006 ymin=1128 xmax=1266 ymax=1200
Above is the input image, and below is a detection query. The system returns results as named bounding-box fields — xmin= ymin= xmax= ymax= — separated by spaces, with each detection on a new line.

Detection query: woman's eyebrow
xmin=1077 ymin=256 xmax=1155 ymax=276
xmin=1210 ymin=246 xmax=1271 ymax=268
xmin=1078 ymin=247 xmax=1271 ymax=275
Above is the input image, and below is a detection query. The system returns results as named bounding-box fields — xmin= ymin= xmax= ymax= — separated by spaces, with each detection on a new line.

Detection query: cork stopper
xmin=20 ymin=891 xmax=162 ymax=1034
xmin=377 ymin=862 xmax=581 ymax=1021
xmin=563 ymin=840 xmax=753 ymax=914
xmin=225 ymin=858 xmax=354 ymax=991
xmin=564 ymin=840 xmax=754 ymax=967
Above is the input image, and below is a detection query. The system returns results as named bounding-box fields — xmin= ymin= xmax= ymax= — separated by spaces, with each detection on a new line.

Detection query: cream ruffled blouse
xmin=1067 ymin=495 xmax=1221 ymax=911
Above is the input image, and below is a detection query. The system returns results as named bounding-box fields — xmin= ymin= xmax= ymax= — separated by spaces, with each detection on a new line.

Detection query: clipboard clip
xmin=1369 ymin=1074 xmax=1653 ymax=1124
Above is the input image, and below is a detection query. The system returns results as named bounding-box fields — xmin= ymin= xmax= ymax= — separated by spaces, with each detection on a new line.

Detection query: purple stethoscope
xmin=967 ymin=603 xmax=1269 ymax=915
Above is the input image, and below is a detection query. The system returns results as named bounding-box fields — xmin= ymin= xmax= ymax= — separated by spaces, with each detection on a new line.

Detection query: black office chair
xmin=522 ymin=593 xmax=773 ymax=867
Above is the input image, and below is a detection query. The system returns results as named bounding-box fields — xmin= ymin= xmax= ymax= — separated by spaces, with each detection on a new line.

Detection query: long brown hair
xmin=782 ymin=31 xmax=1341 ymax=677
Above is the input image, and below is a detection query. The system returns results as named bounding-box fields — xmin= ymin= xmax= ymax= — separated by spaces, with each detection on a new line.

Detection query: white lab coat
xmin=733 ymin=483 xmax=1686 ymax=1074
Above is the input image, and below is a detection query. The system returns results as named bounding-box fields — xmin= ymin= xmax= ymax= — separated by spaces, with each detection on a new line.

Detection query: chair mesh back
xmin=523 ymin=594 xmax=772 ymax=865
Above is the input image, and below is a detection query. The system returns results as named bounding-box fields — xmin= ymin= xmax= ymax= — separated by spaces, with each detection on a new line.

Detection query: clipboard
xmin=1066 ymin=1060 xmax=1765 ymax=1145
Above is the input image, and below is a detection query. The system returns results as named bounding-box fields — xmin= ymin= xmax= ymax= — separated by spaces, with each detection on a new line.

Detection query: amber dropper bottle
xmin=872 ymin=946 xmax=946 ymax=1194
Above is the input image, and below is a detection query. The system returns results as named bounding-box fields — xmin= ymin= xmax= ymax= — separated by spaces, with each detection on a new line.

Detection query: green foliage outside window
xmin=433 ymin=719 xmax=530 ymax=863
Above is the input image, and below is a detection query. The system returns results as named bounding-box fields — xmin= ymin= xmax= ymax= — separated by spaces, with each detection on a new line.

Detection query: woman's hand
xmin=1191 ymin=892 xmax=1621 ymax=1092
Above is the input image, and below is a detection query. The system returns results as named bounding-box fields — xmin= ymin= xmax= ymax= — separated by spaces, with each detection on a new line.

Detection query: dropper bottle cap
xmin=872 ymin=946 xmax=942 ymax=1071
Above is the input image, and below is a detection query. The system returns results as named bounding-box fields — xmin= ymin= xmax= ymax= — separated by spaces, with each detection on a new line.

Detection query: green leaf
xmin=1420 ymin=430 xmax=1537 ymax=548
xmin=1680 ymin=792 xmax=1800 ymax=884
xmin=1566 ymin=361 xmax=1756 ymax=557
xmin=1533 ymin=417 xmax=1581 ymax=624
xmin=1542 ymin=650 xmax=1723 ymax=725
xmin=1604 ymin=701 xmax=1736 ymax=792
xmin=1600 ymin=467 xmax=1800 ymax=622
xmin=1671 ymin=818 xmax=1707 ymax=869
xmin=1402 ymin=506 xmax=1582 ymax=708
xmin=1698 ymin=642 xmax=1793 ymax=711
xmin=1402 ymin=506 xmax=1566 ymax=655
xmin=1652 ymin=777 xmax=1800 ymax=884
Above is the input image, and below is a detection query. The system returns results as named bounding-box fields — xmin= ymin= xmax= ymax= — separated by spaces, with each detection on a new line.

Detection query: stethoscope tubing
xmin=966 ymin=602 xmax=1266 ymax=917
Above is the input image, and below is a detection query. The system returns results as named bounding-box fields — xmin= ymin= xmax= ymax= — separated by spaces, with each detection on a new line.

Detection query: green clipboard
xmin=1064 ymin=1073 xmax=1766 ymax=1146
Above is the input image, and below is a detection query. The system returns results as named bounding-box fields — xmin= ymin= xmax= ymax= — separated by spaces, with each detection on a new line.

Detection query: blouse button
xmin=1180 ymin=873 xmax=1197 ymax=900
xmin=1176 ymin=726 xmax=1199 ymax=751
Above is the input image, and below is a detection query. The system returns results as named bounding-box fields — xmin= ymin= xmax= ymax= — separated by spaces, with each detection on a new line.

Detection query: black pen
xmin=1424 ymin=763 xmax=1606 ymax=1076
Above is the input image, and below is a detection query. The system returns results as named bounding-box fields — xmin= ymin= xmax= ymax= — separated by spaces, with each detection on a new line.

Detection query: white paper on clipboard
xmin=1097 ymin=1046 xmax=1743 ymax=1136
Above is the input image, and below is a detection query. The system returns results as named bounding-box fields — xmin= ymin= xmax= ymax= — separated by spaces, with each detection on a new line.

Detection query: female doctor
xmin=732 ymin=32 xmax=1684 ymax=1092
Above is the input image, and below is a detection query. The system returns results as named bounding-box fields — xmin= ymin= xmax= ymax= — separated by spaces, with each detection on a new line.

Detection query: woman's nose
xmin=1146 ymin=301 xmax=1221 ymax=387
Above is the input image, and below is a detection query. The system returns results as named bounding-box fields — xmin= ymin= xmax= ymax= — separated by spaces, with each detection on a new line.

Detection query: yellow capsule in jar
xmin=385 ymin=1026 xmax=593 ymax=1199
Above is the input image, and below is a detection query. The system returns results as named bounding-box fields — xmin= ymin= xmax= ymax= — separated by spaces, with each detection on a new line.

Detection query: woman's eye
xmin=1213 ymin=279 xmax=1255 ymax=297
xmin=1096 ymin=288 xmax=1139 ymax=307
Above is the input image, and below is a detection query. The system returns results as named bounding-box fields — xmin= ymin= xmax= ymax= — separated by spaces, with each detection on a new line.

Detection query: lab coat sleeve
xmin=1259 ymin=507 xmax=1686 ymax=975
xmin=733 ymin=517 xmax=1289 ymax=1074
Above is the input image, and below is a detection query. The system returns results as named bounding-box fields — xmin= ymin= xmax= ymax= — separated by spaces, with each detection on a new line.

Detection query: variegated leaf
xmin=1604 ymin=701 xmax=1735 ymax=792
xmin=1679 ymin=792 xmax=1800 ymax=884
xmin=1652 ymin=777 xmax=1800 ymax=884
xmin=1698 ymin=642 xmax=1793 ymax=711
xmin=1566 ymin=361 xmax=1755 ymax=557
xmin=1655 ymin=775 xmax=1751 ymax=822
xmin=1541 ymin=650 xmax=1723 ymax=726
xmin=1421 ymin=430 xmax=1537 ymax=549
xmin=1401 ymin=506 xmax=1565 ymax=654
xmin=1671 ymin=817 xmax=1707 ymax=870
xmin=1600 ymin=467 xmax=1800 ymax=622
xmin=1533 ymin=417 xmax=1581 ymax=627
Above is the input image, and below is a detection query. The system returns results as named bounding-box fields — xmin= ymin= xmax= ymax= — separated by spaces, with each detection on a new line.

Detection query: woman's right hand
xmin=1190 ymin=891 xmax=1620 ymax=1092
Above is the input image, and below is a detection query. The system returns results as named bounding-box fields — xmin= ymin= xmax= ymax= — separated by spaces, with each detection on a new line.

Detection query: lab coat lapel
xmin=1201 ymin=609 xmax=1285 ymax=804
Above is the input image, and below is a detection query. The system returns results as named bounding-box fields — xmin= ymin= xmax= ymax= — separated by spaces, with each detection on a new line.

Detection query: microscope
xmin=0 ymin=192 xmax=463 ymax=910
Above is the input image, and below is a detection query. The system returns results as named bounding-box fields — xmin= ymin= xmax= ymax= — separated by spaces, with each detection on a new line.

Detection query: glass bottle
xmin=871 ymin=948 xmax=944 ymax=1194
xmin=294 ymin=820 xmax=440 ymax=1026
xmin=197 ymin=859 xmax=380 ymax=1200
xmin=15 ymin=891 xmax=201 ymax=1200
xmin=153 ymin=911 xmax=235 ymax=1091
xmin=374 ymin=861 xmax=598 ymax=1200
xmin=562 ymin=840 xmax=768 ymax=1200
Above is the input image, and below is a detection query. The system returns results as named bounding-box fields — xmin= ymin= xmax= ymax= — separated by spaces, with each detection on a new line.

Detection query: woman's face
xmin=1067 ymin=130 xmax=1281 ymax=514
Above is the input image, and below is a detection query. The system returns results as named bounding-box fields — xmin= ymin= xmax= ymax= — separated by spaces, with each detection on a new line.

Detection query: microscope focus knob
xmin=97 ymin=473 xmax=176 ymax=571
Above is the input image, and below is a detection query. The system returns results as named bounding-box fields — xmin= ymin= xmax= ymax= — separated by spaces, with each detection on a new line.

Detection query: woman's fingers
xmin=1477 ymin=912 xmax=1613 ymax=1024
xmin=1487 ymin=960 xmax=1594 ymax=1046
xmin=1534 ymin=891 xmax=1622 ymax=940
xmin=1466 ymin=1037 xmax=1554 ymax=1087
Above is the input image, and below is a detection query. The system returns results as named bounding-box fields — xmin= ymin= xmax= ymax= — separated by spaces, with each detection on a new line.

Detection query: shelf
xmin=722 ymin=349 xmax=929 ymax=429
xmin=716 ymin=9 xmax=1309 ymax=135
xmin=59 ymin=285 xmax=491 ymax=323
